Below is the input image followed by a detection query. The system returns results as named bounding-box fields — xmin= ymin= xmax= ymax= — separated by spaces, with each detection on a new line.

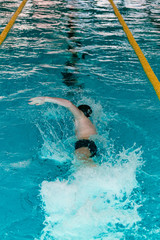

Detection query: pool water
xmin=0 ymin=0 xmax=160 ymax=239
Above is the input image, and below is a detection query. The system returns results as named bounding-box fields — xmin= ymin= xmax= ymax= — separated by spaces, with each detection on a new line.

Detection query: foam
xmin=39 ymin=146 xmax=143 ymax=240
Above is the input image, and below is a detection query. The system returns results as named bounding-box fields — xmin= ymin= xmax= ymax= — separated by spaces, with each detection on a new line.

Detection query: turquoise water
xmin=0 ymin=0 xmax=160 ymax=239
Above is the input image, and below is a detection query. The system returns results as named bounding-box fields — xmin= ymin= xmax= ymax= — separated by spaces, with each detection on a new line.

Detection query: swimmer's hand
xmin=28 ymin=97 xmax=46 ymax=105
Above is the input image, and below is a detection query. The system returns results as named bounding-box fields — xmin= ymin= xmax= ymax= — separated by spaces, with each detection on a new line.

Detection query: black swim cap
xmin=78 ymin=104 xmax=92 ymax=117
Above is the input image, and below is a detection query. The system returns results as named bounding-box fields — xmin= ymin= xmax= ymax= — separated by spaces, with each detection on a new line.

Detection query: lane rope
xmin=108 ymin=0 xmax=160 ymax=100
xmin=0 ymin=0 xmax=28 ymax=45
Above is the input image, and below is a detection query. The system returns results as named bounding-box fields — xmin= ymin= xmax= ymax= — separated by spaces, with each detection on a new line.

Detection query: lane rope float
xmin=0 ymin=0 xmax=28 ymax=45
xmin=108 ymin=0 xmax=160 ymax=100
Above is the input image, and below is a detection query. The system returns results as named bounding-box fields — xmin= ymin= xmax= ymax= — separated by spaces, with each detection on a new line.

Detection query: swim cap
xmin=78 ymin=104 xmax=92 ymax=117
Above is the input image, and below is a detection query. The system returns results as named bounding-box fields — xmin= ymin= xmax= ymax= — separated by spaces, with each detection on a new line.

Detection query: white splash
xmin=36 ymin=121 xmax=73 ymax=163
xmin=39 ymin=147 xmax=143 ymax=240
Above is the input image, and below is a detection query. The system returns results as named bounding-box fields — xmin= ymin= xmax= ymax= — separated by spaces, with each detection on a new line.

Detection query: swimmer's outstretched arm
xmin=29 ymin=97 xmax=83 ymax=119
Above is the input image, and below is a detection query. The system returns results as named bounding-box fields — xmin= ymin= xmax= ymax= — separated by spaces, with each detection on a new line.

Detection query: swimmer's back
xmin=75 ymin=116 xmax=97 ymax=139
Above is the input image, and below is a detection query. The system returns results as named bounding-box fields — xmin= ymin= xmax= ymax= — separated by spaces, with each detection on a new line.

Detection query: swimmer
xmin=29 ymin=97 xmax=97 ymax=165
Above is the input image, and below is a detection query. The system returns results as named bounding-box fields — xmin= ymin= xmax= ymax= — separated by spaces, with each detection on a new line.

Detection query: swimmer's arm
xmin=29 ymin=97 xmax=83 ymax=119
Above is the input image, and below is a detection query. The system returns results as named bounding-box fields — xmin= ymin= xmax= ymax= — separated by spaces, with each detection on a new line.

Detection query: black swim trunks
xmin=75 ymin=139 xmax=97 ymax=157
